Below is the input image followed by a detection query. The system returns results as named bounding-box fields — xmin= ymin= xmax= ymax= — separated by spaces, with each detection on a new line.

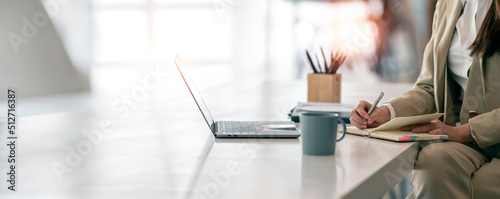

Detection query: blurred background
xmin=0 ymin=1 xmax=439 ymax=198
xmin=1 ymin=0 xmax=438 ymax=117
xmin=1 ymin=0 xmax=437 ymax=109
xmin=84 ymin=0 xmax=436 ymax=80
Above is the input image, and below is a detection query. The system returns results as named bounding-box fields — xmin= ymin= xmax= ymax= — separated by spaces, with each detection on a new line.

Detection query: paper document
xmin=372 ymin=113 xmax=444 ymax=131
xmin=295 ymin=102 xmax=353 ymax=112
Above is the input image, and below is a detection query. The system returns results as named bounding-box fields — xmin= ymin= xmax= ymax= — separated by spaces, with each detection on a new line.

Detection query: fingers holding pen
xmin=350 ymin=100 xmax=372 ymax=128
xmin=357 ymin=100 xmax=372 ymax=122
xmin=351 ymin=92 xmax=388 ymax=128
xmin=350 ymin=111 xmax=367 ymax=128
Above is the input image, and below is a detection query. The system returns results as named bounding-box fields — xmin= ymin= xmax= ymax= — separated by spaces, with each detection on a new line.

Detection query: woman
xmin=350 ymin=0 xmax=500 ymax=198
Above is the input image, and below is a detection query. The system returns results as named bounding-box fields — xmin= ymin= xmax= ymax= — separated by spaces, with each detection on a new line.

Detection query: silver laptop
xmin=175 ymin=55 xmax=300 ymax=138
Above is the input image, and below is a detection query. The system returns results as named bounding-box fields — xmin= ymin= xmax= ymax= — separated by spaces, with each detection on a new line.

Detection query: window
xmin=92 ymin=0 xmax=232 ymax=67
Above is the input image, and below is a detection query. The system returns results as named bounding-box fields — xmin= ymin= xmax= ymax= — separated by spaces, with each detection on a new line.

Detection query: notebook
xmin=346 ymin=113 xmax=449 ymax=142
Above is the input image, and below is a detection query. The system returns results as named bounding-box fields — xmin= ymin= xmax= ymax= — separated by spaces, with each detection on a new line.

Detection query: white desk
xmin=192 ymin=134 xmax=417 ymax=199
xmin=0 ymin=69 xmax=415 ymax=198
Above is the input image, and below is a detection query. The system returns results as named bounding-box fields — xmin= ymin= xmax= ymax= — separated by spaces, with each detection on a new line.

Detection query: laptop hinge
xmin=212 ymin=122 xmax=218 ymax=134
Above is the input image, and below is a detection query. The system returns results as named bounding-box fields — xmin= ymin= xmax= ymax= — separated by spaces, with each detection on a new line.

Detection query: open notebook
xmin=346 ymin=113 xmax=449 ymax=142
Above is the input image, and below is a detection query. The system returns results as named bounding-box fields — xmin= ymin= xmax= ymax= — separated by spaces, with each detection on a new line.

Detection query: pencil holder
xmin=307 ymin=73 xmax=341 ymax=103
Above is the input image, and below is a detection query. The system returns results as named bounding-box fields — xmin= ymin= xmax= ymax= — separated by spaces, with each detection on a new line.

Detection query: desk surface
xmin=0 ymin=68 xmax=415 ymax=198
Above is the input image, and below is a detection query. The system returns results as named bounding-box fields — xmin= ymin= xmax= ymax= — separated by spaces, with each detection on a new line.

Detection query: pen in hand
xmin=363 ymin=92 xmax=384 ymax=123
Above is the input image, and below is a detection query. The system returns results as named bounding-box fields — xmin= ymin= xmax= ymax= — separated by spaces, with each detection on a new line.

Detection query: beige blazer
xmin=388 ymin=0 xmax=500 ymax=157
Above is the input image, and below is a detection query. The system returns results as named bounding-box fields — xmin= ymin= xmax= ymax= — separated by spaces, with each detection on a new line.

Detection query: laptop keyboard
xmin=219 ymin=121 xmax=264 ymax=134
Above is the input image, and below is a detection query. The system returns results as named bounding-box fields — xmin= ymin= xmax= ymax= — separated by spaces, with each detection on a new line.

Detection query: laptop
xmin=175 ymin=55 xmax=300 ymax=138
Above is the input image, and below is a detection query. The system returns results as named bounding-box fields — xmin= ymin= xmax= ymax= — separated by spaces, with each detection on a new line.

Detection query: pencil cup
xmin=307 ymin=73 xmax=341 ymax=103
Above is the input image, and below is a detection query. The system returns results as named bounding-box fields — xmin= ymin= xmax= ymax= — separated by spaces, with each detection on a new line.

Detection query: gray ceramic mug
xmin=300 ymin=113 xmax=346 ymax=155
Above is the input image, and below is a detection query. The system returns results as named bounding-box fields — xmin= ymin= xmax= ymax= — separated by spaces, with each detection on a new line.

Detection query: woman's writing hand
xmin=350 ymin=100 xmax=391 ymax=129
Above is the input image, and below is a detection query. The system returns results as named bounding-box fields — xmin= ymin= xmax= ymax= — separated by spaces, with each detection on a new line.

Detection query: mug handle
xmin=336 ymin=119 xmax=346 ymax=142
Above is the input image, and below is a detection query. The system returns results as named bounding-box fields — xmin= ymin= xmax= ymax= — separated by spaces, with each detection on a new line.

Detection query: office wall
xmin=231 ymin=0 xmax=268 ymax=78
xmin=0 ymin=0 xmax=90 ymax=99
xmin=44 ymin=0 xmax=92 ymax=77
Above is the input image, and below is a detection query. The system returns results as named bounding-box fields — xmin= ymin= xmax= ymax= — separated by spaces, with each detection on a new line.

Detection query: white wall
xmin=0 ymin=0 xmax=90 ymax=99
xmin=43 ymin=0 xmax=92 ymax=77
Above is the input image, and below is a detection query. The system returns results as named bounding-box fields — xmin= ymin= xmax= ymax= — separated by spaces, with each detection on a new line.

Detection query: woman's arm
xmin=388 ymin=1 xmax=441 ymax=117
xmin=401 ymin=108 xmax=500 ymax=146
xmin=351 ymin=1 xmax=444 ymax=128
xmin=402 ymin=120 xmax=473 ymax=143
xmin=469 ymin=109 xmax=500 ymax=149
xmin=350 ymin=1 xmax=442 ymax=128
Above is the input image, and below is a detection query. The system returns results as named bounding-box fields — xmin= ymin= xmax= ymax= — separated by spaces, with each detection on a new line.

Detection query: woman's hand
xmin=350 ymin=100 xmax=391 ymax=129
xmin=401 ymin=119 xmax=474 ymax=143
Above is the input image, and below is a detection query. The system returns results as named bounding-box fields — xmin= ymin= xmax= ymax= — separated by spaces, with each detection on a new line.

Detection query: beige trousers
xmin=408 ymin=142 xmax=500 ymax=198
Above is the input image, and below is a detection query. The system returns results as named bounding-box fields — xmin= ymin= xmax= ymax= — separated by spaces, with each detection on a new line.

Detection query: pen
xmin=320 ymin=46 xmax=328 ymax=73
xmin=363 ymin=92 xmax=384 ymax=123
xmin=335 ymin=53 xmax=347 ymax=74
xmin=330 ymin=50 xmax=334 ymax=73
xmin=305 ymin=50 xmax=318 ymax=73
xmin=315 ymin=54 xmax=323 ymax=73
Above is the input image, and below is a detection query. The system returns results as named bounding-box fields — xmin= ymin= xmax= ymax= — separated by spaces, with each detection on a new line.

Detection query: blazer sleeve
xmin=469 ymin=54 xmax=500 ymax=149
xmin=388 ymin=2 xmax=440 ymax=117
xmin=469 ymin=109 xmax=500 ymax=149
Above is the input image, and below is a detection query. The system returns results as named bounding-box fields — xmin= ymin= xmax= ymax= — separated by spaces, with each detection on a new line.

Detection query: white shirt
xmin=448 ymin=0 xmax=492 ymax=100
xmin=384 ymin=0 xmax=492 ymax=120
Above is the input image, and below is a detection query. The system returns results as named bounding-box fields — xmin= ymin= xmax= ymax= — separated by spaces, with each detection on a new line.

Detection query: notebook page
xmin=372 ymin=113 xmax=444 ymax=131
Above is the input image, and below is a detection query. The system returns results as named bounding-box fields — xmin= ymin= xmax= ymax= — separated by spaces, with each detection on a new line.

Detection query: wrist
xmin=381 ymin=103 xmax=396 ymax=121
xmin=455 ymin=124 xmax=473 ymax=143
xmin=379 ymin=106 xmax=391 ymax=123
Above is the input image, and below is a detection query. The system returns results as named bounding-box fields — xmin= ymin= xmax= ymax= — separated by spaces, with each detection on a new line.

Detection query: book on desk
xmin=346 ymin=113 xmax=449 ymax=142
xmin=289 ymin=102 xmax=351 ymax=123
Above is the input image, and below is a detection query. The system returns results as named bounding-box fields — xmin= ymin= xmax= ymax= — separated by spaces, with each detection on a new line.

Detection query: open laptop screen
xmin=175 ymin=55 xmax=216 ymax=133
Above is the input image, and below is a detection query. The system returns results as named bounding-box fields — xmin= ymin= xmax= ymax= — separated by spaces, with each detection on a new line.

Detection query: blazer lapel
xmin=434 ymin=0 xmax=463 ymax=113
xmin=461 ymin=55 xmax=488 ymax=123
xmin=478 ymin=54 xmax=500 ymax=113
